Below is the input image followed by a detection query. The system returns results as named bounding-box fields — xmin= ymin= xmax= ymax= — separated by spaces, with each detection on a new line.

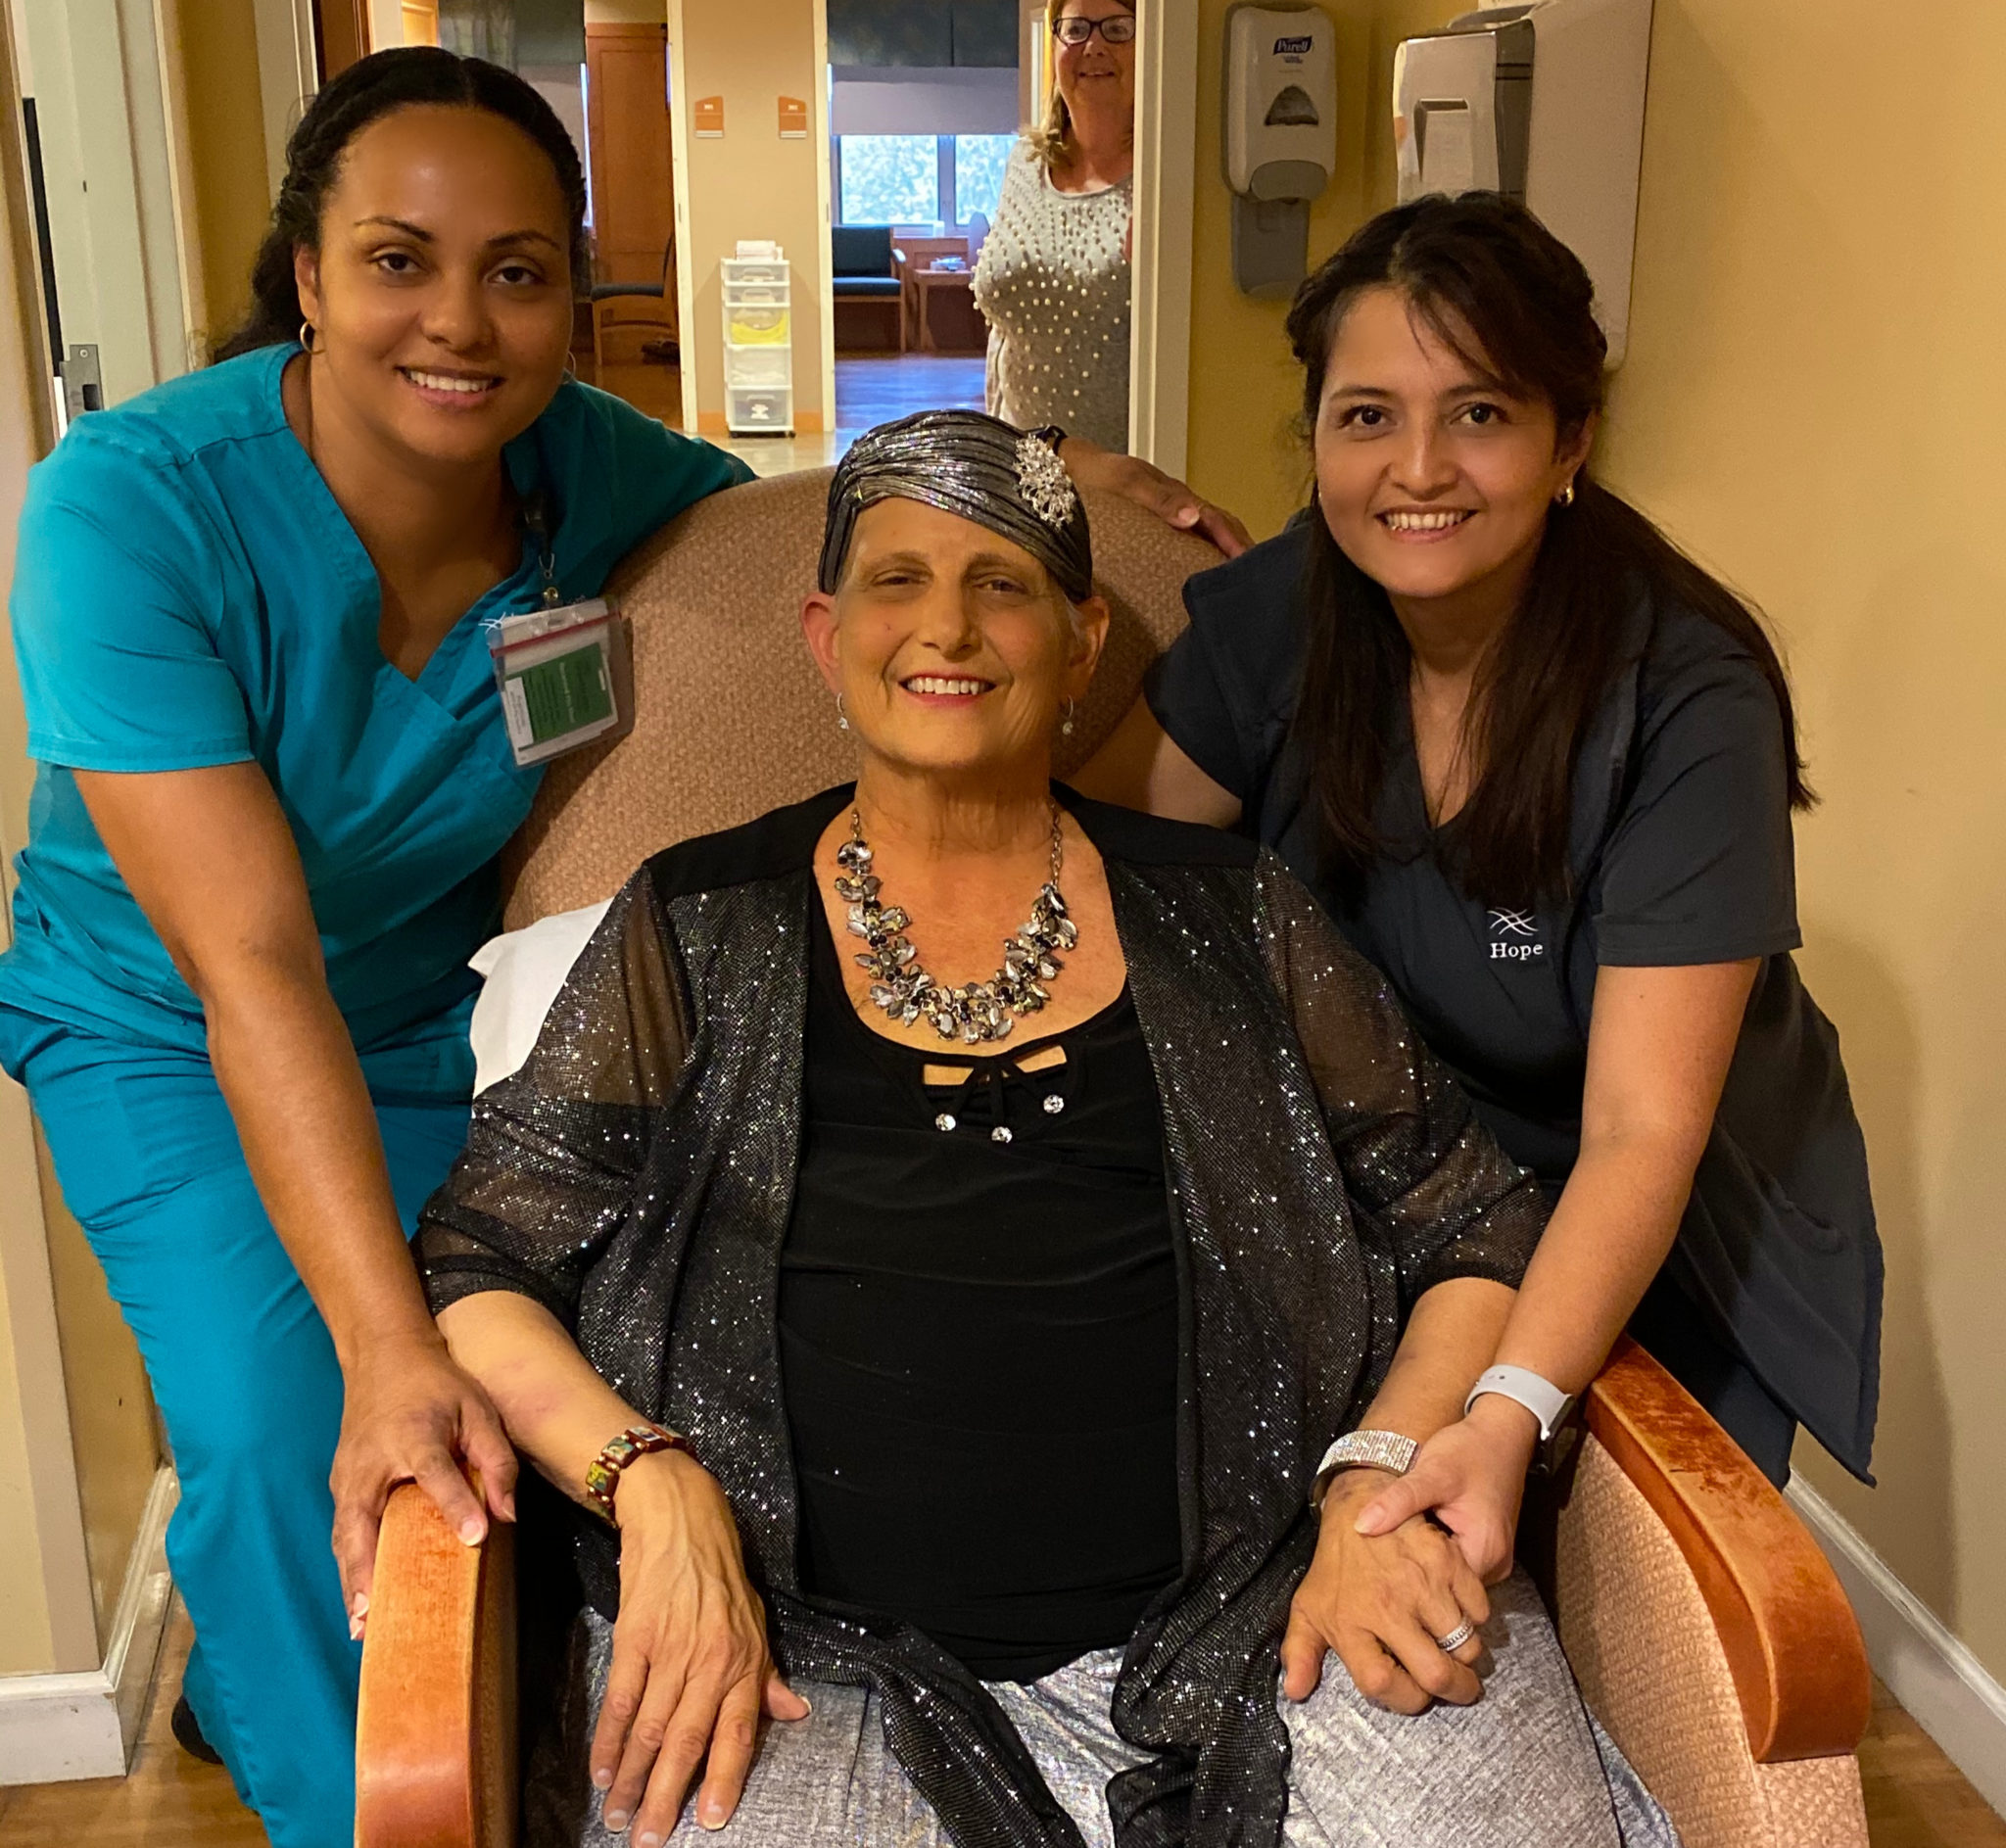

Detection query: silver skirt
xmin=526 ymin=1569 xmax=1680 ymax=1848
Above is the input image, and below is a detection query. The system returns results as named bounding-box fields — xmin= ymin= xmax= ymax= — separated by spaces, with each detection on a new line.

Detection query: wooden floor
xmin=0 ymin=1608 xmax=264 ymax=1846
xmin=583 ymin=342 xmax=986 ymax=482
xmin=0 ymin=1604 xmax=1995 ymax=1845
xmin=831 ymin=353 xmax=987 ymax=450
xmin=1861 ymin=1679 xmax=2006 ymax=1847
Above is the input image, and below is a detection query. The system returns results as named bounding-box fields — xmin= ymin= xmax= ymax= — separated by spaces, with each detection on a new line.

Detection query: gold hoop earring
xmin=298 ymin=320 xmax=321 ymax=355
xmin=1554 ymin=478 xmax=1577 ymax=508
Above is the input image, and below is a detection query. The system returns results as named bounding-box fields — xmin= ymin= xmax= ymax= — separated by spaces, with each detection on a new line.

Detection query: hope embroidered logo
xmin=1487 ymin=909 xmax=1545 ymax=962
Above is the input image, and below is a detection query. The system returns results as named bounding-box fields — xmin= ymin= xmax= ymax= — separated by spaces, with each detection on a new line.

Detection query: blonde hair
xmin=1027 ymin=0 xmax=1134 ymax=168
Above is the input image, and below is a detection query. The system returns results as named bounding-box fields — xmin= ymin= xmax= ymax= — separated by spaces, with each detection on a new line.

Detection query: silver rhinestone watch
xmin=1309 ymin=1429 xmax=1418 ymax=1509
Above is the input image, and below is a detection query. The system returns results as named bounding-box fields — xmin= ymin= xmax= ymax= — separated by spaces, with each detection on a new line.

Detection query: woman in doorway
xmin=1079 ymin=195 xmax=1881 ymax=1573
xmin=0 ymin=46 xmax=1229 ymax=1848
xmin=974 ymin=0 xmax=1137 ymax=452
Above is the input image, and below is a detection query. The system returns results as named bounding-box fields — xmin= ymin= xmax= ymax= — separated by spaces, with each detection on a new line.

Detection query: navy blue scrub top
xmin=1146 ymin=521 xmax=1881 ymax=1476
xmin=0 ymin=343 xmax=752 ymax=1096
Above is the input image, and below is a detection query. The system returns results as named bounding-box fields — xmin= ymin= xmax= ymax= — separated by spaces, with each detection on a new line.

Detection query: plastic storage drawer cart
xmin=722 ymin=256 xmax=793 ymax=436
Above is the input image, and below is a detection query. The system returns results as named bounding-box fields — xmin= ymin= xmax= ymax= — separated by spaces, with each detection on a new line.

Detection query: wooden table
xmin=911 ymin=265 xmax=981 ymax=355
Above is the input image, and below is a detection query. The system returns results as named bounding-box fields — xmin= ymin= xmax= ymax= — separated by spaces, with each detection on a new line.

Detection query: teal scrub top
xmin=0 ymin=343 xmax=752 ymax=1095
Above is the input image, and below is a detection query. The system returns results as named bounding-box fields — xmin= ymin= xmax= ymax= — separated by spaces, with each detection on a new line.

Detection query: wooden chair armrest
xmin=357 ymin=1483 xmax=519 ymax=1848
xmin=1582 ymin=1337 xmax=1869 ymax=1762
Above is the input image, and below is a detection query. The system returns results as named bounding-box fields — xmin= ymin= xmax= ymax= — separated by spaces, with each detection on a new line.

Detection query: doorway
xmin=824 ymin=1 xmax=1015 ymax=448
xmin=582 ymin=17 xmax=679 ymax=425
xmin=818 ymin=0 xmax=1193 ymax=471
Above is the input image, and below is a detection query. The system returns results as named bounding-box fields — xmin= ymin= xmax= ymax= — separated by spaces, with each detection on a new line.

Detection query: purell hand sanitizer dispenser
xmin=1223 ymin=6 xmax=1337 ymax=299
xmin=1393 ymin=0 xmax=1652 ymax=364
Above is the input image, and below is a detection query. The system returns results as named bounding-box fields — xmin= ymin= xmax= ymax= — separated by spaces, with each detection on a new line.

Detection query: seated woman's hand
xmin=595 ymin=1451 xmax=810 ymax=1841
xmin=1349 ymin=1397 xmax=1541 ymax=1585
xmin=1279 ymin=1469 xmax=1491 ymax=1716
xmin=1055 ymin=436 xmax=1254 ymax=557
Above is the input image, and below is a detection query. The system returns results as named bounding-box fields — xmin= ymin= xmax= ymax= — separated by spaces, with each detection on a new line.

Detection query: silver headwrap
xmin=818 ymin=410 xmax=1094 ymax=604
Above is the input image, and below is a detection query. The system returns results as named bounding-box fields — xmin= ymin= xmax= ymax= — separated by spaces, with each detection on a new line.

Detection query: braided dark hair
xmin=213 ymin=47 xmax=588 ymax=362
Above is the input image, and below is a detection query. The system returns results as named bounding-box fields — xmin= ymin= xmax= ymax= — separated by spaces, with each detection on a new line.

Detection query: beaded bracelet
xmin=583 ymin=1423 xmax=691 ymax=1525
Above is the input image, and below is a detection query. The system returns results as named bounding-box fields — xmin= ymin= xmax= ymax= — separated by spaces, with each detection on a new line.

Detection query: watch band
xmin=1465 ymin=1365 xmax=1575 ymax=1442
xmin=583 ymin=1422 xmax=692 ymax=1524
xmin=1028 ymin=423 xmax=1068 ymax=450
xmin=1309 ymin=1428 xmax=1417 ymax=1508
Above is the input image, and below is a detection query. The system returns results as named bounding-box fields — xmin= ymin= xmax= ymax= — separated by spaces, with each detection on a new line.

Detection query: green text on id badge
xmin=488 ymin=598 xmax=634 ymax=768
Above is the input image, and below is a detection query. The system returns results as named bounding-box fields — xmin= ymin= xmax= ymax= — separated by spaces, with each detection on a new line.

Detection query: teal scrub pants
xmin=19 ymin=1027 xmax=470 ymax=1848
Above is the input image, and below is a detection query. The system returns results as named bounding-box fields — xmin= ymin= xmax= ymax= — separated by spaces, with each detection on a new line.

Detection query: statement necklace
xmin=837 ymin=804 xmax=1078 ymax=1044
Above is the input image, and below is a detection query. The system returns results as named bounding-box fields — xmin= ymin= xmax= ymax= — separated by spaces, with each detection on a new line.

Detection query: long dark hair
xmin=213 ymin=48 xmax=589 ymax=362
xmin=1283 ymin=194 xmax=1810 ymax=910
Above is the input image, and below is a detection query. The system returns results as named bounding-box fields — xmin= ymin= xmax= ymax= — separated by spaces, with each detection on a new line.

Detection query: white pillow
xmin=467 ymin=899 xmax=612 ymax=1095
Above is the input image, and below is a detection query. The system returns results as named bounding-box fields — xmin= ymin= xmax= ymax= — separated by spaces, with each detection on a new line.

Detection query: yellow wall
xmin=1595 ymin=0 xmax=2006 ymax=1682
xmin=0 ymin=3 xmax=168 ymax=1669
xmin=174 ymin=0 xmax=275 ymax=351
xmin=673 ymin=0 xmax=829 ymax=434
xmin=1183 ymin=0 xmax=2006 ymax=1682
xmin=1184 ymin=0 xmax=1439 ymax=538
xmin=35 ymin=1138 xmax=160 ymax=1647
xmin=0 ymin=0 xmax=81 ymax=1678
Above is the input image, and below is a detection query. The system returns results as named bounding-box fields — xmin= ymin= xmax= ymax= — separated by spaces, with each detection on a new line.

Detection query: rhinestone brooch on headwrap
xmin=836 ymin=806 xmax=1078 ymax=1044
xmin=1015 ymin=430 xmax=1079 ymax=527
xmin=819 ymin=409 xmax=1094 ymax=604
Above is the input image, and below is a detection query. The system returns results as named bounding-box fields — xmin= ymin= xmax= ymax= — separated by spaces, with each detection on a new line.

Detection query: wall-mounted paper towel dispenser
xmin=1393 ymin=0 xmax=1652 ymax=364
xmin=1223 ymin=5 xmax=1337 ymax=299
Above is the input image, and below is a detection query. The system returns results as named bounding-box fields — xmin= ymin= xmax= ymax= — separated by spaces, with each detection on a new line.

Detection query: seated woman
xmin=413 ymin=412 xmax=1675 ymax=1848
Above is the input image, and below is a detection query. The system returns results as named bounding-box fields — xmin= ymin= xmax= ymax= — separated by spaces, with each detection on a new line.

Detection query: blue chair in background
xmin=832 ymin=225 xmax=903 ymax=354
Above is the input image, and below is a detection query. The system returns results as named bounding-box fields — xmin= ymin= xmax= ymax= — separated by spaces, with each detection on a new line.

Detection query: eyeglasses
xmin=1053 ymin=14 xmax=1137 ymax=47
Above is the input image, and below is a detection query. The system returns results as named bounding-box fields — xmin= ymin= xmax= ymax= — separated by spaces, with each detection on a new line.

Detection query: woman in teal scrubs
xmin=0 ymin=47 xmax=1241 ymax=1844
xmin=0 ymin=52 xmax=732 ymax=1846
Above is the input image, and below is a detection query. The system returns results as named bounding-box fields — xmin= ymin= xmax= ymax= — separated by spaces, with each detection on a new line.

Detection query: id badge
xmin=487 ymin=598 xmax=635 ymax=768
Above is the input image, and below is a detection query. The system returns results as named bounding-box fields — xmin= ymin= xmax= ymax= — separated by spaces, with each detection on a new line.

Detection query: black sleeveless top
xmin=778 ymin=900 xmax=1181 ymax=1682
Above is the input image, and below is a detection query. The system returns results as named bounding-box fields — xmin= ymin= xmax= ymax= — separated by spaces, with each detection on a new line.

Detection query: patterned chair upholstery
xmin=356 ymin=471 xmax=1873 ymax=1848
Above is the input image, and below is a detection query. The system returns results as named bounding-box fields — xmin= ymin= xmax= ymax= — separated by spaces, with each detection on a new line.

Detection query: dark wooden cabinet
xmin=586 ymin=24 xmax=675 ymax=297
xmin=314 ymin=0 xmax=370 ymax=77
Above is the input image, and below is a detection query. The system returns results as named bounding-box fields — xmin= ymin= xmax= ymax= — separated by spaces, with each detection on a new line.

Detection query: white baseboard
xmin=0 ymin=1465 xmax=177 ymax=1785
xmin=1787 ymin=1476 xmax=2006 ymax=1820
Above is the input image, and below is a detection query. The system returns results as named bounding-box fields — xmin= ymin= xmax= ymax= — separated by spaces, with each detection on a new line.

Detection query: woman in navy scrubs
xmin=1081 ymin=195 xmax=1880 ymax=1570
xmin=0 ymin=46 xmax=1233 ymax=1847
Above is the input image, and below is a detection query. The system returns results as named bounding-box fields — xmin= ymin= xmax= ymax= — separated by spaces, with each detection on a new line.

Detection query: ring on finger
xmin=1433 ymin=1618 xmax=1476 ymax=1653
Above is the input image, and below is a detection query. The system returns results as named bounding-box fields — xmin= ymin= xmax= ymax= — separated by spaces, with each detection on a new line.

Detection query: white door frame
xmin=1128 ymin=0 xmax=1195 ymax=476
xmin=19 ymin=0 xmax=198 ymax=403
xmin=0 ymin=0 xmax=108 ymax=1689
xmin=810 ymin=0 xmax=835 ymax=440
xmin=249 ymin=0 xmax=318 ymax=199
xmin=664 ymin=0 xmax=698 ymax=435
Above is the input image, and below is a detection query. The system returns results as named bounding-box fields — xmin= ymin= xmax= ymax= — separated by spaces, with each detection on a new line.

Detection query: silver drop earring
xmin=836 ymin=693 xmax=850 ymax=733
xmin=1061 ymin=697 xmax=1076 ymax=737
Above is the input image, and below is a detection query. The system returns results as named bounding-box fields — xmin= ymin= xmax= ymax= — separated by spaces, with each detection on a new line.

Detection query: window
xmin=835 ymin=132 xmax=1020 ymax=227
xmin=837 ymin=135 xmax=940 ymax=226
xmin=952 ymin=134 xmax=1014 ymax=224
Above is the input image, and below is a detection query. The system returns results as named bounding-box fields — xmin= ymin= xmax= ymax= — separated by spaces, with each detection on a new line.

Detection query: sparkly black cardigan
xmin=417 ymin=786 xmax=1548 ymax=1848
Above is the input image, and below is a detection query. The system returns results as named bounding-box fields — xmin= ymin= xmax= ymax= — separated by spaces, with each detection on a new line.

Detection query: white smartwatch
xmin=1465 ymin=1365 xmax=1576 ymax=1446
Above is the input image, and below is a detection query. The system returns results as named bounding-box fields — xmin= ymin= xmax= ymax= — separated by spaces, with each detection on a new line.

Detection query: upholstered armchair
xmin=355 ymin=474 xmax=1873 ymax=1848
